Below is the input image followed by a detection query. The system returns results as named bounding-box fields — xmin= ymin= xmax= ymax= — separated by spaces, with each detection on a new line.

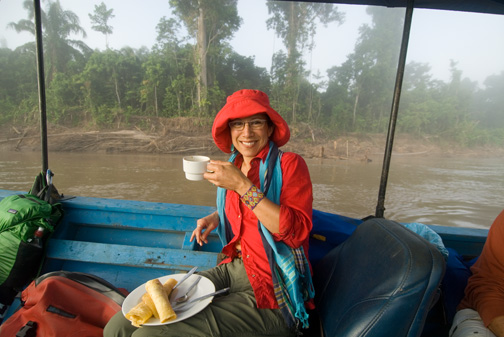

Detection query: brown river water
xmin=0 ymin=150 xmax=502 ymax=229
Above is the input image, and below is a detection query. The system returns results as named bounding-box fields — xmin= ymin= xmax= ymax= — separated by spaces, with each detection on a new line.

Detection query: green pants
xmin=103 ymin=258 xmax=294 ymax=337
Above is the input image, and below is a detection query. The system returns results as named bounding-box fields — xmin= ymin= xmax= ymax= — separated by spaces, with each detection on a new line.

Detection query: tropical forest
xmin=1 ymin=0 xmax=504 ymax=152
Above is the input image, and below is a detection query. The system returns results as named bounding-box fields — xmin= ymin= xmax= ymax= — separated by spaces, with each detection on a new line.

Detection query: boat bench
xmin=41 ymin=195 xmax=223 ymax=292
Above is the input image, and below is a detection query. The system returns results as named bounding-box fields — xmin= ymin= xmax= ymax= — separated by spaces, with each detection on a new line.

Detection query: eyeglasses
xmin=228 ymin=119 xmax=268 ymax=130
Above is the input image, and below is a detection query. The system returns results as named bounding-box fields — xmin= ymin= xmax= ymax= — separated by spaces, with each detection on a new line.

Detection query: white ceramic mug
xmin=182 ymin=156 xmax=210 ymax=181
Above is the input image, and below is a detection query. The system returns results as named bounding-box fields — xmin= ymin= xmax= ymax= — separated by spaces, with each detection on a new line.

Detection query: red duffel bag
xmin=0 ymin=271 xmax=126 ymax=337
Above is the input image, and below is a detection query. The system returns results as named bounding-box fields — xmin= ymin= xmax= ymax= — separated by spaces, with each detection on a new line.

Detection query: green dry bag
xmin=0 ymin=194 xmax=63 ymax=298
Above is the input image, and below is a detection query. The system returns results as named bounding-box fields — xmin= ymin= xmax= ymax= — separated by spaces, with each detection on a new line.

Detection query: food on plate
xmin=162 ymin=278 xmax=177 ymax=294
xmin=145 ymin=279 xmax=177 ymax=323
xmin=141 ymin=292 xmax=159 ymax=319
xmin=125 ymin=277 xmax=178 ymax=326
xmin=125 ymin=300 xmax=153 ymax=327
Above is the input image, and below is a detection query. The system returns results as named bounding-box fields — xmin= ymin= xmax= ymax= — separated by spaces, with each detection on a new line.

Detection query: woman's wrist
xmin=235 ymin=178 xmax=253 ymax=196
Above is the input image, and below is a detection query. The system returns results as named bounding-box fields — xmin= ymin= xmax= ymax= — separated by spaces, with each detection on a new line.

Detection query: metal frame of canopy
xmin=31 ymin=0 xmax=504 ymax=218
xmin=34 ymin=0 xmax=48 ymax=175
xmin=287 ymin=0 xmax=504 ymax=15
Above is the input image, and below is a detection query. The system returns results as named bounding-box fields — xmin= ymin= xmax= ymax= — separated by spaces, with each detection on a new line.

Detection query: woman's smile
xmin=240 ymin=140 xmax=258 ymax=147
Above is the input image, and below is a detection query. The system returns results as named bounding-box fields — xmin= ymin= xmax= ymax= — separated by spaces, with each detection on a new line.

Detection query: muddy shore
xmin=2 ymin=117 xmax=502 ymax=161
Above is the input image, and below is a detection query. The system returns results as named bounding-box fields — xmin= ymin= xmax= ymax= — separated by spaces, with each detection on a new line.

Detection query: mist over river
xmin=1 ymin=150 xmax=502 ymax=229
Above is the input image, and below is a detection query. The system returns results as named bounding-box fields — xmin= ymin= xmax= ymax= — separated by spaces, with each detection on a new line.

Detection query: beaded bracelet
xmin=240 ymin=185 xmax=264 ymax=211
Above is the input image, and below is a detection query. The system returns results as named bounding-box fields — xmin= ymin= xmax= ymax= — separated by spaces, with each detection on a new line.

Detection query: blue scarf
xmin=216 ymin=141 xmax=315 ymax=329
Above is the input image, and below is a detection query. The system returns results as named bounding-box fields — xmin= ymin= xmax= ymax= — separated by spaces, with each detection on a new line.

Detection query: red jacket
xmin=458 ymin=210 xmax=504 ymax=326
xmin=220 ymin=144 xmax=313 ymax=309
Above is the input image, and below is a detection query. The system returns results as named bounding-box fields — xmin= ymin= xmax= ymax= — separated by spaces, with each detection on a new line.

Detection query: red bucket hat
xmin=212 ymin=89 xmax=290 ymax=153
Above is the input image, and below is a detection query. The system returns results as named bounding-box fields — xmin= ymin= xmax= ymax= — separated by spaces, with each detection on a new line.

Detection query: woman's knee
xmin=450 ymin=309 xmax=497 ymax=337
xmin=104 ymin=311 xmax=137 ymax=337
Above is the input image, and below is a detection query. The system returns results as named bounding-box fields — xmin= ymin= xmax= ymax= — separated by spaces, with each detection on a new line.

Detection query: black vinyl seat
xmin=313 ymin=218 xmax=446 ymax=337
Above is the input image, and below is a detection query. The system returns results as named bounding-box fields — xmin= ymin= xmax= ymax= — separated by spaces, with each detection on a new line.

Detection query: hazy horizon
xmin=1 ymin=0 xmax=503 ymax=87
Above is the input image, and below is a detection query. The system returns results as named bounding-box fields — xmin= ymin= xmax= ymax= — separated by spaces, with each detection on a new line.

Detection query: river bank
xmin=2 ymin=117 xmax=503 ymax=161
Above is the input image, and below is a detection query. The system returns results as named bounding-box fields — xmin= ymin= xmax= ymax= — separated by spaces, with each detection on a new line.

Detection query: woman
xmin=450 ymin=210 xmax=504 ymax=337
xmin=104 ymin=89 xmax=314 ymax=337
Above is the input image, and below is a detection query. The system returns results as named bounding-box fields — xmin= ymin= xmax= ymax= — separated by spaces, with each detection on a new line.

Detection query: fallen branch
xmin=164 ymin=147 xmax=209 ymax=154
xmin=14 ymin=130 xmax=28 ymax=150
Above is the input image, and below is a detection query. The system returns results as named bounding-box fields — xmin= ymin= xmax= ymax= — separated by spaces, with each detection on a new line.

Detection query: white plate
xmin=122 ymin=273 xmax=215 ymax=326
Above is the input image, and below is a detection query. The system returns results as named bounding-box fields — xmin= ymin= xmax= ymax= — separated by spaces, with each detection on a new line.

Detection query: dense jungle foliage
xmin=1 ymin=0 xmax=503 ymax=147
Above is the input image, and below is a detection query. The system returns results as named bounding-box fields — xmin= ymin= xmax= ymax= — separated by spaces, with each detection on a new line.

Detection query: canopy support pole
xmin=34 ymin=0 xmax=48 ymax=174
xmin=375 ymin=0 xmax=414 ymax=218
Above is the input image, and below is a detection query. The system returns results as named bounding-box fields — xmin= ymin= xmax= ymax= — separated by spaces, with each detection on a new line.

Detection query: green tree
xmin=169 ymin=0 xmax=241 ymax=115
xmin=8 ymin=0 xmax=90 ymax=83
xmin=267 ymin=1 xmax=344 ymax=123
xmin=398 ymin=60 xmax=481 ymax=145
xmin=324 ymin=6 xmax=403 ymax=132
xmin=46 ymin=71 xmax=82 ymax=123
xmin=80 ymin=48 xmax=144 ymax=125
xmin=216 ymin=51 xmax=271 ymax=96
xmin=89 ymin=2 xmax=115 ymax=49
xmin=474 ymin=72 xmax=504 ymax=130
xmin=397 ymin=61 xmax=437 ymax=135
xmin=143 ymin=16 xmax=196 ymax=117
xmin=444 ymin=61 xmax=477 ymax=130
xmin=0 ymin=47 xmax=38 ymax=123
xmin=320 ymin=64 xmax=354 ymax=130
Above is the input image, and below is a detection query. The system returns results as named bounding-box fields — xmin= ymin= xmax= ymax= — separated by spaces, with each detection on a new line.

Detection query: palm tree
xmin=8 ymin=0 xmax=91 ymax=83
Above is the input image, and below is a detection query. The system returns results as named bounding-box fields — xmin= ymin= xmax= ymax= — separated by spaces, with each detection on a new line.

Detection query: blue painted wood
xmin=428 ymin=224 xmax=487 ymax=258
xmin=0 ymin=190 xmax=23 ymax=198
xmin=0 ymin=189 xmax=489 ymax=293
xmin=41 ymin=260 xmax=197 ymax=291
xmin=46 ymin=239 xmax=219 ymax=270
xmin=0 ymin=189 xmax=224 ymax=292
xmin=0 ymin=189 xmax=488 ymax=258
xmin=60 ymin=197 xmax=215 ymax=231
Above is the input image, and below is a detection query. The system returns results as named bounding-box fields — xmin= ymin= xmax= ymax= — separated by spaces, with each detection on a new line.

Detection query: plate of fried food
xmin=122 ymin=273 xmax=215 ymax=326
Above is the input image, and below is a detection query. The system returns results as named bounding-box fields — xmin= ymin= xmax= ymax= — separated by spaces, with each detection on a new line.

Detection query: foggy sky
xmin=1 ymin=0 xmax=503 ymax=87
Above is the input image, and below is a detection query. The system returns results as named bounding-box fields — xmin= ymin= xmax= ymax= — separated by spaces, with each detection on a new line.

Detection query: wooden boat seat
xmin=313 ymin=217 xmax=446 ymax=337
xmin=40 ymin=195 xmax=223 ymax=292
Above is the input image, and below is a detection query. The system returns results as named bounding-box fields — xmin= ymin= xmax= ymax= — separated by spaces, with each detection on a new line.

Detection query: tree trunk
xmin=287 ymin=2 xmax=299 ymax=124
xmin=196 ymin=1 xmax=208 ymax=116
xmin=154 ymin=84 xmax=158 ymax=117
xmin=352 ymin=91 xmax=359 ymax=129
xmin=115 ymin=77 xmax=121 ymax=108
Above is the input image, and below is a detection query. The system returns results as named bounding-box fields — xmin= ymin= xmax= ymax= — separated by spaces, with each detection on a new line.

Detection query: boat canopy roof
xmin=297 ymin=0 xmax=504 ymax=15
